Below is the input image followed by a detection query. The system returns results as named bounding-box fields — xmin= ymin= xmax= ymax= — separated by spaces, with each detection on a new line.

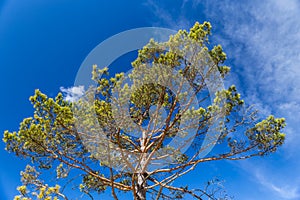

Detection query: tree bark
xmin=135 ymin=130 xmax=147 ymax=200
xmin=136 ymin=172 xmax=147 ymax=200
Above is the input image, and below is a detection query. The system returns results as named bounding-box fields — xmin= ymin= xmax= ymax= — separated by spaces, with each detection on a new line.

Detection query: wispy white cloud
xmin=199 ymin=0 xmax=300 ymax=151
xmin=198 ymin=0 xmax=300 ymax=196
xmin=233 ymin=159 xmax=300 ymax=200
xmin=60 ymin=86 xmax=85 ymax=102
xmin=163 ymin=0 xmax=300 ymax=197
xmin=255 ymin=170 xmax=300 ymax=199
xmin=145 ymin=0 xmax=192 ymax=29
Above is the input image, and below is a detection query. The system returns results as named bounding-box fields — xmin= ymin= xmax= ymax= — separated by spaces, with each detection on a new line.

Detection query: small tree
xmin=4 ymin=22 xmax=286 ymax=200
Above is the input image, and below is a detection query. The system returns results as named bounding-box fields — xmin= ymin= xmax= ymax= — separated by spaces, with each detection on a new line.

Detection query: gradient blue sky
xmin=1 ymin=0 xmax=299 ymax=199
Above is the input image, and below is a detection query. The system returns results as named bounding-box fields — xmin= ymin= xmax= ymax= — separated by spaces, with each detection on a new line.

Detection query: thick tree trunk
xmin=136 ymin=172 xmax=147 ymax=200
xmin=135 ymin=131 xmax=147 ymax=200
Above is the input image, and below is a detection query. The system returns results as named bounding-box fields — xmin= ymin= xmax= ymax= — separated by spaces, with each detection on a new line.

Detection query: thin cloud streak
xmin=145 ymin=0 xmax=192 ymax=29
xmin=201 ymin=0 xmax=300 ymax=150
xmin=255 ymin=171 xmax=300 ymax=199
xmin=233 ymin=159 xmax=300 ymax=200
xmin=198 ymin=0 xmax=300 ymax=198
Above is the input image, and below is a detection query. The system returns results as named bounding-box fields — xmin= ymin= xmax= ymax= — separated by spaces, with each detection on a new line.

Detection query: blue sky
xmin=0 ymin=0 xmax=299 ymax=199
